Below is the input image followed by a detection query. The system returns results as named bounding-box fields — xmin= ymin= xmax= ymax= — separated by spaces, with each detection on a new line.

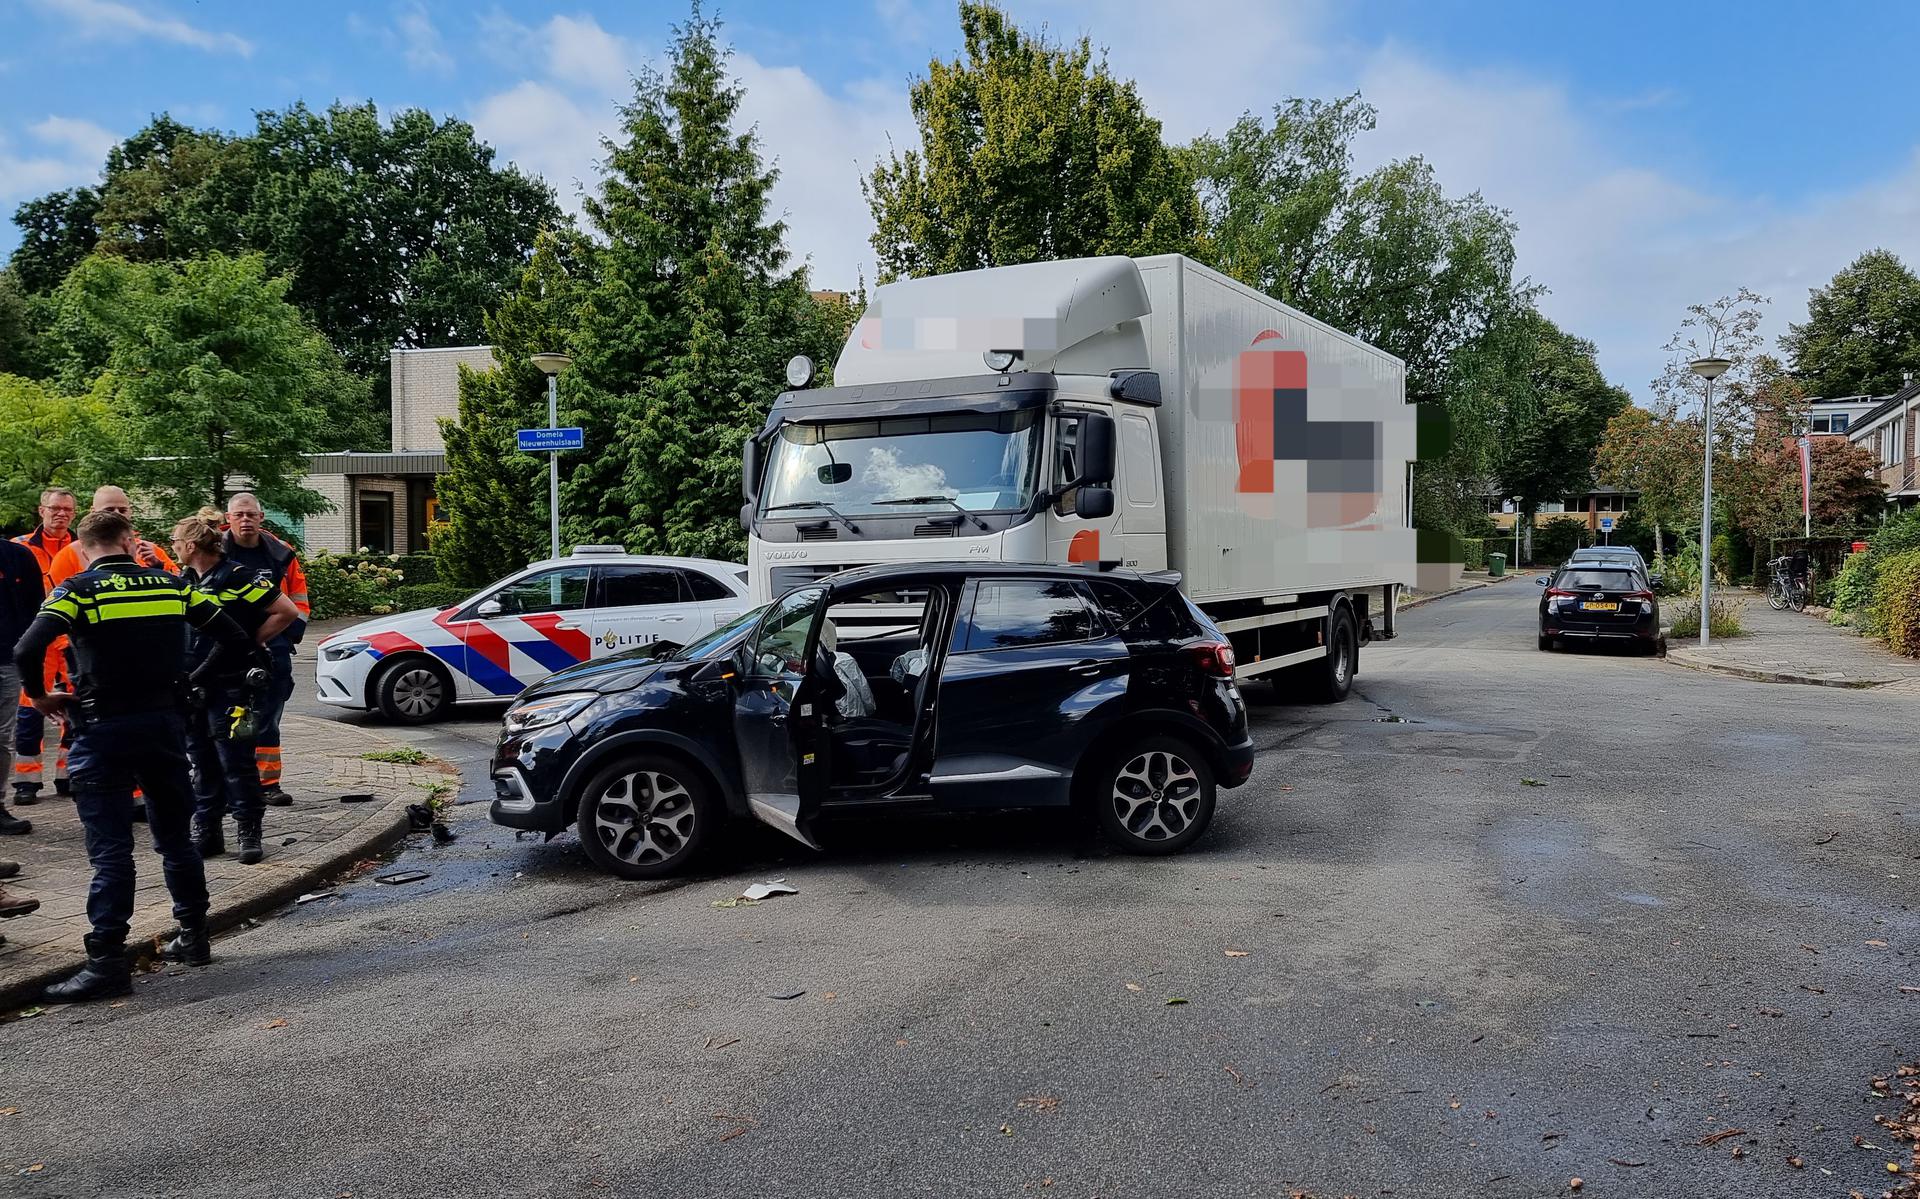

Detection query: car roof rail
xmin=570 ymin=545 xmax=629 ymax=556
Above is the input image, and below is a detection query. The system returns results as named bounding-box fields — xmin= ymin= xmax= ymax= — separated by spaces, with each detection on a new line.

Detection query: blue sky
xmin=4 ymin=0 xmax=1919 ymax=400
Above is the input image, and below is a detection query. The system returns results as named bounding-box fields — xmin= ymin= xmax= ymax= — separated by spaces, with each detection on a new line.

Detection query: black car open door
xmin=732 ymin=586 xmax=834 ymax=848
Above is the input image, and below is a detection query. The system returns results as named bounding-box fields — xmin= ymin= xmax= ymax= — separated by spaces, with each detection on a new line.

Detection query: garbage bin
xmin=1488 ymin=552 xmax=1506 ymax=577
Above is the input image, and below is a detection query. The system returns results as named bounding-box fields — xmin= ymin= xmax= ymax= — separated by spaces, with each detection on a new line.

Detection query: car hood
xmin=318 ymin=607 xmax=448 ymax=645
xmin=516 ymin=645 xmax=687 ymax=699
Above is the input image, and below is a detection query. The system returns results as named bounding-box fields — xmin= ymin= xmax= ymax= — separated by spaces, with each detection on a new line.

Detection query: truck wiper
xmin=871 ymin=495 xmax=990 ymax=531
xmin=761 ymin=501 xmax=861 ymax=534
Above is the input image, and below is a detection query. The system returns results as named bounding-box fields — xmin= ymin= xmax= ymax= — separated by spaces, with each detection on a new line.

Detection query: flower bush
xmin=306 ymin=551 xmax=406 ymax=619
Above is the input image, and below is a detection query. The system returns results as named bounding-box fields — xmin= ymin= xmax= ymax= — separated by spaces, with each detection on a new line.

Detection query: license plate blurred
xmin=1580 ymin=601 xmax=1619 ymax=612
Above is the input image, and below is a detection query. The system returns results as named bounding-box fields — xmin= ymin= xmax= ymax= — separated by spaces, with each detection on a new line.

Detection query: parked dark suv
xmin=489 ymin=562 xmax=1255 ymax=878
xmin=1537 ymin=562 xmax=1664 ymax=653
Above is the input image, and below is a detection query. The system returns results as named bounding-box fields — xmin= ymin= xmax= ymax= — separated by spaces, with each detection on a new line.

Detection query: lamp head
xmin=1688 ymin=356 xmax=1732 ymax=381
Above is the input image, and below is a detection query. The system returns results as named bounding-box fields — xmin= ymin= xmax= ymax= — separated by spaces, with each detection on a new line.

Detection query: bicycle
xmin=1765 ymin=556 xmax=1808 ymax=612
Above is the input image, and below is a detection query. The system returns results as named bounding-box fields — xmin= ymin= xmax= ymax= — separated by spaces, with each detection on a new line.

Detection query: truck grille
xmin=798 ymin=524 xmax=838 ymax=542
xmin=769 ymin=564 xmax=865 ymax=594
xmin=913 ymin=523 xmax=955 ymax=538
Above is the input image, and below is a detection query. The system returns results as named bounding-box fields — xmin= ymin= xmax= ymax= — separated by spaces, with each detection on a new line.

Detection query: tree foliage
xmin=865 ymin=1 xmax=1202 ymax=280
xmin=0 ymin=373 xmax=111 ymax=530
xmin=565 ymin=11 xmax=844 ymax=558
xmin=54 ymin=252 xmax=359 ymax=521
xmin=7 ymin=188 xmax=100 ymax=294
xmin=1782 ymin=249 xmax=1920 ymax=398
xmin=1493 ymin=311 xmax=1631 ymax=526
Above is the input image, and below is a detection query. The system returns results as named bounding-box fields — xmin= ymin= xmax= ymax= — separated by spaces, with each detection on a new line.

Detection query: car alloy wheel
xmin=1110 ymin=748 xmax=1204 ymax=843
xmin=589 ymin=769 xmax=697 ymax=867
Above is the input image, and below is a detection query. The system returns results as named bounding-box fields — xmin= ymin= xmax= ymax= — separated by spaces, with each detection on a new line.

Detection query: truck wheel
xmin=575 ymin=753 xmax=718 ymax=880
xmin=373 ymin=656 xmax=452 ymax=724
xmin=1311 ymin=607 xmax=1357 ymax=703
xmin=1090 ymin=734 xmax=1216 ymax=855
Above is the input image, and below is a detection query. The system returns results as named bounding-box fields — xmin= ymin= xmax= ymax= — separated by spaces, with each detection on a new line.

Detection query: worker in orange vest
xmin=12 ymin=487 xmax=76 ymax=807
xmin=45 ymin=487 xmax=179 ymax=586
xmin=222 ymin=494 xmax=309 ymax=804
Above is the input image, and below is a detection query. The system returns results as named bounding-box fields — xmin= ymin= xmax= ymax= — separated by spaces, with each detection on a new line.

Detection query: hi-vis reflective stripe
xmin=91 ymin=599 xmax=188 ymax=621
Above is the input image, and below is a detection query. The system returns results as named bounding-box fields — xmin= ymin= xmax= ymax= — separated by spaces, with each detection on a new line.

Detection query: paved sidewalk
xmin=0 ymin=713 xmax=453 ymax=1008
xmin=1664 ymin=588 xmax=1920 ymax=689
xmin=1402 ymin=569 xmax=1518 ymax=610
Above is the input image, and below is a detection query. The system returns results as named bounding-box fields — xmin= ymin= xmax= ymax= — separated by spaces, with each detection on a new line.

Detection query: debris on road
xmin=769 ymin=990 xmax=806 ymax=1001
xmin=1225 ymin=949 xmax=1249 ymax=958
xmin=1814 ymin=831 xmax=1839 ymax=845
xmin=1124 ymin=982 xmax=1143 ymax=992
xmin=295 ymin=891 xmax=339 ymax=905
xmin=1697 ymin=1128 xmax=1744 ymax=1146
xmin=338 ymin=792 xmax=375 ymax=804
xmin=1016 ymin=1095 xmax=1060 ymax=1111
xmin=740 ymin=879 xmax=798 ymax=901
xmin=259 ymin=1019 xmax=287 ymax=1030
xmin=374 ymin=870 xmax=430 ymax=886
xmin=703 ymin=1036 xmax=740 ymax=1050
xmin=1520 ymin=778 xmax=1546 ymax=787
xmin=1165 ymin=997 xmax=1189 ymax=1006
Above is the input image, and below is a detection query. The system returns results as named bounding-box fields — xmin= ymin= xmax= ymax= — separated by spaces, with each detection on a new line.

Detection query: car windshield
xmin=667 ymin=606 xmax=766 ymax=661
xmin=760 ymin=408 xmax=1043 ymax=517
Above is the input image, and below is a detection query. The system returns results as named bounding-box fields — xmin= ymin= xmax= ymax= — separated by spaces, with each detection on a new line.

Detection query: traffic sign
xmin=1599 ymin=517 xmax=1614 ymax=532
xmin=517 ymin=427 xmax=584 ymax=452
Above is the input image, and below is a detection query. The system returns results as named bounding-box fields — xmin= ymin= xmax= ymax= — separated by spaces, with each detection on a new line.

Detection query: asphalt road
xmin=4 ymin=581 xmax=1916 ymax=1199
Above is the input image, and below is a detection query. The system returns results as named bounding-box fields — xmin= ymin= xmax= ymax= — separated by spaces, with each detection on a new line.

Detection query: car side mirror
xmin=1077 ymin=413 xmax=1117 ymax=485
xmin=1075 ymin=486 xmax=1116 ymax=520
xmin=1649 ymin=574 xmax=1663 ymax=589
xmin=1535 ymin=577 xmax=1549 ymax=587
xmin=478 ymin=598 xmax=503 ymax=616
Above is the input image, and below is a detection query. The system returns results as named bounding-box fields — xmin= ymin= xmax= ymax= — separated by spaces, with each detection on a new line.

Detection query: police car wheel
xmin=373 ymin=656 xmax=450 ymax=724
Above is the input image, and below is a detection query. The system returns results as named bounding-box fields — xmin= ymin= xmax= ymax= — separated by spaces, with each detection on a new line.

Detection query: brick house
xmin=1845 ymin=376 xmax=1920 ymax=508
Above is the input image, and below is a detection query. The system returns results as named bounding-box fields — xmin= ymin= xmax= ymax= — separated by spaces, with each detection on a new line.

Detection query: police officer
xmin=13 ymin=511 xmax=260 ymax=1002
xmin=223 ymin=493 xmax=309 ymax=805
xmin=171 ymin=512 xmax=298 ymax=864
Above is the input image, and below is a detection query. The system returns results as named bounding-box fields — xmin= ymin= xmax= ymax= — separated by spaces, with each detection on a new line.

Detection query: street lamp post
xmin=530 ymin=353 xmax=574 ymax=561
xmin=1689 ymin=356 xmax=1732 ymax=647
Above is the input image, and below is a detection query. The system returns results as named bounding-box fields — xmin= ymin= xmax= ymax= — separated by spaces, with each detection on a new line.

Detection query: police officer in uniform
xmin=170 ymin=513 xmax=299 ymax=864
xmin=12 ymin=512 xmax=260 ymax=1002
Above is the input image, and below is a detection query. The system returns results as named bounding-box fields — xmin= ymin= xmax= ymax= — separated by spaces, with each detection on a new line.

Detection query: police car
xmin=314 ymin=547 xmax=751 ymax=723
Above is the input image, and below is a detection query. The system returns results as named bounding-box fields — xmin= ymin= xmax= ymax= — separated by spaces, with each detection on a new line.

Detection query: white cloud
xmin=468 ymin=14 xmax=907 ymax=289
xmin=0 ymin=115 xmax=116 ymax=206
xmin=30 ymin=0 xmax=253 ymax=56
xmin=395 ymin=3 xmax=453 ymax=74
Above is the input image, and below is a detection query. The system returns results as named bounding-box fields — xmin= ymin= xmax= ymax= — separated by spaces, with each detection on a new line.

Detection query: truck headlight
xmin=320 ymin=640 xmax=371 ymax=662
xmin=502 ymin=692 xmax=597 ymax=737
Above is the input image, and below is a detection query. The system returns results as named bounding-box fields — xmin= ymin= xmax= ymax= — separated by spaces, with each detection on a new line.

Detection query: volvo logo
xmin=765 ymin=549 xmax=809 ymax=561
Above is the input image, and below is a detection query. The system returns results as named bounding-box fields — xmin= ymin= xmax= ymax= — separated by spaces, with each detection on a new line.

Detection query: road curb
xmin=1662 ymin=649 xmax=1887 ymax=690
xmin=1401 ymin=573 xmax=1517 ymax=611
xmin=0 ymin=738 xmax=432 ymax=1011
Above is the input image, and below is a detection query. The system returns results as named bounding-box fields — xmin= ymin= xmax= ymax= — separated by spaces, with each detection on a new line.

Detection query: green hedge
xmin=1461 ymin=537 xmax=1486 ymax=571
xmin=393 ymin=582 xmax=471 ymax=612
xmin=1874 ymin=549 xmax=1920 ymax=657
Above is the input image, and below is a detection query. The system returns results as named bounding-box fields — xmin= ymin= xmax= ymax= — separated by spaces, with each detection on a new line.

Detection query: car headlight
xmin=502 ymin=692 xmax=597 ymax=737
xmin=320 ymin=639 xmax=371 ymax=662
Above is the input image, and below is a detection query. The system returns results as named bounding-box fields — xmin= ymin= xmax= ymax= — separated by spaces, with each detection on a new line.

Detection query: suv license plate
xmin=1580 ymin=601 xmax=1619 ymax=612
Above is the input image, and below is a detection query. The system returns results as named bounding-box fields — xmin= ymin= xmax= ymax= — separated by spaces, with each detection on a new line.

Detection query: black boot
xmin=235 ymin=821 xmax=263 ymax=865
xmin=0 ymin=860 xmax=18 ymax=879
xmin=163 ymin=923 xmax=211 ymax=967
xmin=11 ymin=783 xmax=36 ymax=807
xmin=54 ymin=778 xmax=71 ymax=797
xmin=192 ymin=814 xmax=225 ymax=859
xmin=0 ymin=804 xmax=29 ymax=835
xmin=45 ymin=935 xmax=131 ymax=1002
xmin=261 ymin=785 xmax=292 ymax=807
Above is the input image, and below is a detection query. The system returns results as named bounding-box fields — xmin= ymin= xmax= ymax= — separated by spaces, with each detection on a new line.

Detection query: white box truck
xmin=742 ymin=254 xmax=1448 ymax=700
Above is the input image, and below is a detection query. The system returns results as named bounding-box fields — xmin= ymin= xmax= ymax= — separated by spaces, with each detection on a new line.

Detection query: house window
xmin=357 ymin=491 xmax=394 ymax=555
xmin=1831 ymin=414 xmax=1849 ymax=433
xmin=1812 ymin=416 xmax=1831 ymax=433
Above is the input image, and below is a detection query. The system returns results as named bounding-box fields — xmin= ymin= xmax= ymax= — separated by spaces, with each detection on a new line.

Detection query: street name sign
xmin=517 ymin=427 xmax=584 ymax=452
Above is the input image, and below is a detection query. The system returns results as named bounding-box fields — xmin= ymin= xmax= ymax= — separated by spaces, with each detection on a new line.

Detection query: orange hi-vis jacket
xmin=12 ymin=526 xmax=73 ymax=695
xmin=46 ymin=537 xmax=177 ymax=588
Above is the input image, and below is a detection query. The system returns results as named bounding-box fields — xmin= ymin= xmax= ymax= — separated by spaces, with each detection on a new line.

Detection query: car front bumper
xmin=314 ymin=649 xmax=379 ymax=709
xmin=487 ymin=720 xmax=583 ymax=833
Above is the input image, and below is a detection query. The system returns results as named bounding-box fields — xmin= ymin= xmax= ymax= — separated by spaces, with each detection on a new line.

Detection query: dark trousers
xmin=68 ymin=710 xmax=209 ymax=944
xmin=187 ymin=682 xmax=263 ymax=826
xmin=255 ymin=649 xmax=294 ymax=789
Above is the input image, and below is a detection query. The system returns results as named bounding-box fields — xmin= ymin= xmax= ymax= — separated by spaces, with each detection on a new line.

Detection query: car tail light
xmin=1546 ymin=588 xmax=1578 ymax=598
xmin=1186 ymin=640 xmax=1236 ymax=678
xmin=1626 ymin=590 xmax=1655 ymax=601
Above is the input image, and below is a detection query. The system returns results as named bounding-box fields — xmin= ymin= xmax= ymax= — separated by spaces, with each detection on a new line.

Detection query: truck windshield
xmin=760 ymin=408 xmax=1042 ymax=517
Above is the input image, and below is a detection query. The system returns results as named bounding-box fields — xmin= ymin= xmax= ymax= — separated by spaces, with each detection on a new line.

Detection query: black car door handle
xmin=1068 ymin=660 xmax=1105 ymax=677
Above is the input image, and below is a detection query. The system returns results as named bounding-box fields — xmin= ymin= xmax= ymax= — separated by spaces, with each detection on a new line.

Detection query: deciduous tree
xmin=1781 ymin=249 xmax=1920 ymax=398
xmin=865 ymin=1 xmax=1202 ymax=280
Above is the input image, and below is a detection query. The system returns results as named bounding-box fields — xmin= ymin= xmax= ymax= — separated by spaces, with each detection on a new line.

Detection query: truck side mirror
xmin=1078 ymin=413 xmax=1117 ymax=485
xmin=741 ymin=436 xmax=763 ymax=501
xmin=1074 ymin=486 xmax=1115 ymax=520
